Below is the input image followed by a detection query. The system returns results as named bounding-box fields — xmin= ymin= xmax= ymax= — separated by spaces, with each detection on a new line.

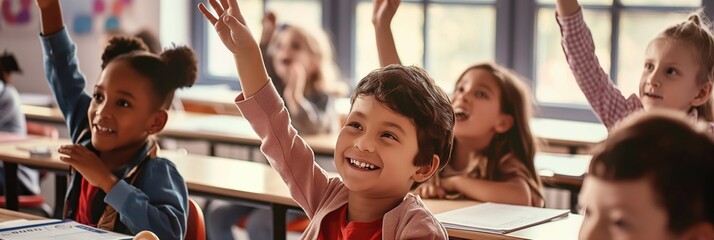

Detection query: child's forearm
xmin=374 ymin=24 xmax=401 ymax=67
xmin=230 ymin=41 xmax=269 ymax=98
xmin=36 ymin=0 xmax=64 ymax=36
xmin=452 ymin=176 xmax=533 ymax=206
xmin=556 ymin=0 xmax=581 ymax=16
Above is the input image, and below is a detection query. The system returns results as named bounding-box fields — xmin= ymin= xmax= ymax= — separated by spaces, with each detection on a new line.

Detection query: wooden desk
xmin=0 ymin=208 xmax=45 ymax=222
xmin=0 ymin=138 xmax=298 ymax=240
xmin=161 ymin=112 xmax=337 ymax=156
xmin=22 ymin=104 xmax=606 ymax=155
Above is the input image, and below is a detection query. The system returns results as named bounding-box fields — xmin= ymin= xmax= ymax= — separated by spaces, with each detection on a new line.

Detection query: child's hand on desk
xmin=58 ymin=144 xmax=118 ymax=193
xmin=415 ymin=179 xmax=447 ymax=199
xmin=439 ymin=175 xmax=461 ymax=192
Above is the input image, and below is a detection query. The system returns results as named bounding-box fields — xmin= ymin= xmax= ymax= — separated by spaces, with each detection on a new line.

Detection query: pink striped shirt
xmin=557 ymin=10 xmax=714 ymax=133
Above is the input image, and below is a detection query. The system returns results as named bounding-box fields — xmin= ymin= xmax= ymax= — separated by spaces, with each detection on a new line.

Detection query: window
xmin=192 ymin=0 xmax=714 ymax=121
xmin=354 ymin=0 xmax=496 ymax=93
xmin=194 ymin=0 xmax=322 ymax=88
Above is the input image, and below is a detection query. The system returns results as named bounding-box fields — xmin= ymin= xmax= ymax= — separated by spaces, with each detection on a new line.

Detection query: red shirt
xmin=74 ymin=177 xmax=100 ymax=226
xmin=318 ymin=204 xmax=383 ymax=240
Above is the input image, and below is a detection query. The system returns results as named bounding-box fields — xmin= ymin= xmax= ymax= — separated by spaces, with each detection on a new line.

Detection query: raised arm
xmin=36 ymin=0 xmax=64 ymax=36
xmin=259 ymin=11 xmax=277 ymax=50
xmin=555 ymin=0 xmax=642 ymax=129
xmin=198 ymin=0 xmax=269 ymax=97
xmin=36 ymin=0 xmax=93 ymax=141
xmin=556 ymin=0 xmax=581 ymax=17
xmin=373 ymin=0 xmax=401 ymax=66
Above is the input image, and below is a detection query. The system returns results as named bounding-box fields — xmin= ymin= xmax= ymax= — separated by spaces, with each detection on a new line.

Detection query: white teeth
xmin=349 ymin=158 xmax=377 ymax=170
xmin=95 ymin=125 xmax=115 ymax=133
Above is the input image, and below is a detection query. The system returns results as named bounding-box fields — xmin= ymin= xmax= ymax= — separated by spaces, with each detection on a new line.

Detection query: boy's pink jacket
xmin=234 ymin=82 xmax=448 ymax=240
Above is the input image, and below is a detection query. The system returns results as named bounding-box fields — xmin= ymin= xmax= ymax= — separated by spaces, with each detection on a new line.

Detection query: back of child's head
xmin=101 ymin=36 xmax=197 ymax=110
xmin=351 ymin=64 xmax=454 ymax=187
xmin=268 ymin=24 xmax=345 ymax=96
xmin=590 ymin=110 xmax=714 ymax=233
xmin=456 ymin=63 xmax=539 ymax=182
xmin=658 ymin=10 xmax=714 ymax=122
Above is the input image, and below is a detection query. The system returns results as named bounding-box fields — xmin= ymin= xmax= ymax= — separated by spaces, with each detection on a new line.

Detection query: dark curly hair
xmin=101 ymin=36 xmax=197 ymax=109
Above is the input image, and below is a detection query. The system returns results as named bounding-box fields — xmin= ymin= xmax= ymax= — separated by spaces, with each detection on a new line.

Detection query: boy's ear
xmin=495 ymin=114 xmax=514 ymax=134
xmin=680 ymin=222 xmax=714 ymax=240
xmin=147 ymin=110 xmax=168 ymax=134
xmin=691 ymin=82 xmax=712 ymax=107
xmin=413 ymin=154 xmax=440 ymax=183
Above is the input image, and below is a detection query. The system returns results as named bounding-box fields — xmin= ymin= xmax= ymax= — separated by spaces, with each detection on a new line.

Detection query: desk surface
xmin=0 ymin=208 xmax=45 ymax=222
xmin=22 ymin=105 xmax=607 ymax=153
xmin=0 ymin=138 xmax=583 ymax=239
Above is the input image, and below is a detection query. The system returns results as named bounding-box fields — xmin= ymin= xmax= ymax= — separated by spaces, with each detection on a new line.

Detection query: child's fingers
xmin=198 ymin=3 xmax=218 ymax=24
xmin=208 ymin=0 xmax=225 ymax=16
xmin=222 ymin=15 xmax=247 ymax=34
xmin=220 ymin=0 xmax=230 ymax=10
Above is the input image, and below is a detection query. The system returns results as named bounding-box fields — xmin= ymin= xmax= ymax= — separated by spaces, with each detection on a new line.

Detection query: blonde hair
xmin=268 ymin=24 xmax=346 ymax=97
xmin=658 ymin=9 xmax=714 ymax=121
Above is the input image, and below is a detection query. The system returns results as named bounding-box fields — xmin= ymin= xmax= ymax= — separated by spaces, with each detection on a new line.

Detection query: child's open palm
xmin=198 ymin=0 xmax=255 ymax=54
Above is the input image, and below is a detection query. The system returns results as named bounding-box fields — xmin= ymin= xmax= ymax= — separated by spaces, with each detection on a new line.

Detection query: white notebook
xmin=0 ymin=220 xmax=132 ymax=240
xmin=435 ymin=202 xmax=570 ymax=234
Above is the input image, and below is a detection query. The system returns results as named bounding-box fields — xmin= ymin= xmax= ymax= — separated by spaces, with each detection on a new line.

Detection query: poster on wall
xmin=0 ymin=0 xmax=133 ymax=34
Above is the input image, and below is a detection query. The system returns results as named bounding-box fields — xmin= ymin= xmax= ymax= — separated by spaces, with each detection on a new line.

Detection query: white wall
xmin=0 ymin=0 xmax=168 ymax=99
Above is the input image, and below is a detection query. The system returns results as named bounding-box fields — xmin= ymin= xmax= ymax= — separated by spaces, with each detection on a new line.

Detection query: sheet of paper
xmin=435 ymin=202 xmax=570 ymax=234
xmin=0 ymin=220 xmax=132 ymax=240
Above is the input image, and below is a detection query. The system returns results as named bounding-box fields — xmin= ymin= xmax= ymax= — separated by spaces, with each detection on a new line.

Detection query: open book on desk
xmin=0 ymin=219 xmax=132 ymax=240
xmin=435 ymin=202 xmax=570 ymax=234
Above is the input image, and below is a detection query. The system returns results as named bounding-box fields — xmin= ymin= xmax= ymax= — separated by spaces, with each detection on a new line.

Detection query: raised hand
xmin=372 ymin=0 xmax=402 ymax=66
xmin=197 ymin=0 xmax=269 ymax=97
xmin=58 ymin=144 xmax=118 ymax=193
xmin=556 ymin=0 xmax=581 ymax=17
xmin=198 ymin=0 xmax=255 ymax=54
xmin=260 ymin=11 xmax=277 ymax=48
xmin=34 ymin=0 xmax=64 ymax=35
xmin=372 ymin=0 xmax=400 ymax=28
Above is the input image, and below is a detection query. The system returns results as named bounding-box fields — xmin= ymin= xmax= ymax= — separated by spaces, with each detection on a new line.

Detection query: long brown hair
xmin=658 ymin=9 xmax=714 ymax=121
xmin=454 ymin=63 xmax=542 ymax=189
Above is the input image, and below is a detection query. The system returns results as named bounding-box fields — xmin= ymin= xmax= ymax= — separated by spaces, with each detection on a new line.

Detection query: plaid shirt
xmin=557 ymin=10 xmax=714 ymax=133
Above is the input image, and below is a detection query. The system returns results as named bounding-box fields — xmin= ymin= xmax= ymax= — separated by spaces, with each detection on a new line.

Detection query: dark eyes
xmin=91 ymin=93 xmax=130 ymax=108
xmin=346 ymin=122 xmax=399 ymax=142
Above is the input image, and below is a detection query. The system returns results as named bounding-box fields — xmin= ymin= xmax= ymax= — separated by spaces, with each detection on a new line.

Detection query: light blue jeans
xmin=206 ymin=200 xmax=306 ymax=240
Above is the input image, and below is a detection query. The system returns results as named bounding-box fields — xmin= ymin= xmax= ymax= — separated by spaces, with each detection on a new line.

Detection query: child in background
xmin=373 ymin=0 xmax=544 ymax=207
xmin=579 ymin=110 xmax=714 ymax=240
xmin=205 ymin=10 xmax=341 ymax=240
xmin=0 ymin=52 xmax=26 ymax=135
xmin=556 ymin=0 xmax=714 ymax=133
xmin=199 ymin=0 xmax=454 ymax=238
xmin=36 ymin=0 xmax=192 ymax=238
xmin=0 ymin=52 xmax=41 ymax=197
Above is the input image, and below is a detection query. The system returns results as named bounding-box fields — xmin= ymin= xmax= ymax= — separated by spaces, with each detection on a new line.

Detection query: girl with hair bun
xmin=35 ymin=0 xmax=195 ymax=239
xmin=556 ymin=0 xmax=714 ymax=133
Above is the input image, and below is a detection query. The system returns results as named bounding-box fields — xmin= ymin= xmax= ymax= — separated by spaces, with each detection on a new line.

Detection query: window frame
xmin=191 ymin=0 xmax=714 ymax=122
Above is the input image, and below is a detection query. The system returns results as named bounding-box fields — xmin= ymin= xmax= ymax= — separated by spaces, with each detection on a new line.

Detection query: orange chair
xmin=186 ymin=198 xmax=206 ymax=240
xmin=0 ymin=122 xmax=58 ymax=216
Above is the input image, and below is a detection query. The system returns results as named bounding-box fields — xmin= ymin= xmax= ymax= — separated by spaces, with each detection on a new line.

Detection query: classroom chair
xmin=0 ymin=121 xmax=58 ymax=217
xmin=186 ymin=198 xmax=206 ymax=240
